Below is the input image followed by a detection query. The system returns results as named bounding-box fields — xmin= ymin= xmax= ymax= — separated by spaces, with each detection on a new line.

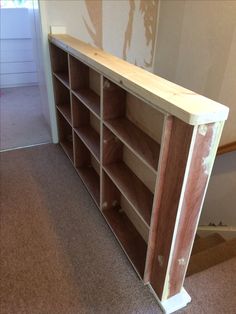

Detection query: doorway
xmin=0 ymin=0 xmax=51 ymax=151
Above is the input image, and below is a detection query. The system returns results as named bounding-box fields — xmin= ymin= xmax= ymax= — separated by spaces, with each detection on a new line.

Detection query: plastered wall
xmin=201 ymin=151 xmax=236 ymax=227
xmin=103 ymin=0 xmax=158 ymax=70
xmin=155 ymin=0 xmax=236 ymax=146
xmin=42 ymin=0 xmax=235 ymax=145
xmin=154 ymin=0 xmax=236 ymax=228
xmin=41 ymin=0 xmax=159 ymax=72
xmin=39 ymin=0 xmax=159 ymax=143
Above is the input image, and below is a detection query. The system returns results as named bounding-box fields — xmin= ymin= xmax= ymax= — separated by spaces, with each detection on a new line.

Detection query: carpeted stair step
xmin=191 ymin=233 xmax=225 ymax=255
xmin=187 ymin=238 xmax=236 ymax=276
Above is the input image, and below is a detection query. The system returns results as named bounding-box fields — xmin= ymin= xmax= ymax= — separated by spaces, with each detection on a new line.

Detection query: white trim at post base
xmin=148 ymin=285 xmax=191 ymax=314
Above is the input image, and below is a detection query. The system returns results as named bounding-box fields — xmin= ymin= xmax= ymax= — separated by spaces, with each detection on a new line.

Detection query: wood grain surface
xmin=104 ymin=162 xmax=153 ymax=226
xmin=76 ymin=166 xmax=100 ymax=206
xmin=73 ymin=89 xmax=100 ymax=117
xmin=74 ymin=126 xmax=100 ymax=162
xmin=49 ymin=34 xmax=229 ymax=125
xmin=104 ymin=118 xmax=160 ymax=172
xmin=50 ymin=42 xmax=69 ymax=84
xmin=166 ymin=122 xmax=222 ymax=298
xmin=145 ymin=117 xmax=194 ymax=299
xmin=103 ymin=207 xmax=147 ymax=277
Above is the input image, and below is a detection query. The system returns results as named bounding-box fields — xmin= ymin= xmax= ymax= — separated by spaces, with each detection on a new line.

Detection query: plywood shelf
xmin=103 ymin=207 xmax=147 ymax=277
xmin=73 ymin=89 xmax=100 ymax=117
xmin=74 ymin=131 xmax=100 ymax=207
xmin=104 ymin=162 xmax=153 ymax=226
xmin=53 ymin=76 xmax=71 ymax=126
xmin=50 ymin=42 xmax=69 ymax=87
xmin=60 ymin=140 xmax=73 ymax=162
xmin=104 ymin=118 xmax=160 ymax=172
xmin=69 ymin=55 xmax=101 ymax=118
xmin=57 ymin=110 xmax=74 ymax=163
xmin=74 ymin=125 xmax=100 ymax=162
xmin=76 ymin=166 xmax=100 ymax=206
xmin=53 ymin=72 xmax=70 ymax=88
xmin=56 ymin=104 xmax=71 ymax=125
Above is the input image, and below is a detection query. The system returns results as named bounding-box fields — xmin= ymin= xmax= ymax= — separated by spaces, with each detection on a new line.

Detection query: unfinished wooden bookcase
xmin=49 ymin=34 xmax=228 ymax=313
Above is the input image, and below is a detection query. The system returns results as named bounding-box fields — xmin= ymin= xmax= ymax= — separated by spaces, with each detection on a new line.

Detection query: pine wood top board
xmin=49 ymin=34 xmax=229 ymax=126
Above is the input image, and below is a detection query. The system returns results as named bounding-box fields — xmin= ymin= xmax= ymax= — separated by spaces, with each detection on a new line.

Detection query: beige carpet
xmin=181 ymin=257 xmax=236 ymax=314
xmin=0 ymin=86 xmax=51 ymax=151
xmin=0 ymin=144 xmax=235 ymax=314
xmin=0 ymin=144 xmax=160 ymax=314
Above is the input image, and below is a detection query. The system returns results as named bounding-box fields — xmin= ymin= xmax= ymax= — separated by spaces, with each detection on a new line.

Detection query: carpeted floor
xmin=182 ymin=257 xmax=236 ymax=314
xmin=0 ymin=144 xmax=235 ymax=314
xmin=0 ymin=144 xmax=160 ymax=314
xmin=0 ymin=86 xmax=51 ymax=151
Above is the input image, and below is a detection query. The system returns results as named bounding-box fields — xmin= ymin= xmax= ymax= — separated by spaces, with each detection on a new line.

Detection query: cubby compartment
xmin=74 ymin=132 xmax=100 ymax=206
xmin=50 ymin=43 xmax=69 ymax=86
xmin=53 ymin=77 xmax=71 ymax=124
xmin=102 ymin=172 xmax=147 ymax=277
xmin=70 ymin=55 xmax=101 ymax=117
xmin=57 ymin=110 xmax=73 ymax=162
xmin=102 ymin=126 xmax=154 ymax=227
xmin=103 ymin=78 xmax=164 ymax=172
xmin=72 ymin=94 xmax=100 ymax=162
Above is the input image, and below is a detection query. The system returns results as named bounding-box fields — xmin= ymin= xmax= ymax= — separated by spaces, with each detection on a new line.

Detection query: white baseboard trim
xmin=148 ymin=285 xmax=191 ymax=314
xmin=198 ymin=226 xmax=236 ymax=240
xmin=0 ymin=141 xmax=51 ymax=153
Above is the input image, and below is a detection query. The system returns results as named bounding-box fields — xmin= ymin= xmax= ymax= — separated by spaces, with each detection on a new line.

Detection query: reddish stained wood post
xmin=144 ymin=116 xmax=224 ymax=304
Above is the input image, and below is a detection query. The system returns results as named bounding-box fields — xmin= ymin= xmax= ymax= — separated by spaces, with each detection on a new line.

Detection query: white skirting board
xmin=148 ymin=285 xmax=191 ymax=314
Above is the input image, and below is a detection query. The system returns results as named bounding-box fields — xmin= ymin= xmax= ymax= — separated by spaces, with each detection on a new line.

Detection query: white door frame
xmin=37 ymin=0 xmax=58 ymax=143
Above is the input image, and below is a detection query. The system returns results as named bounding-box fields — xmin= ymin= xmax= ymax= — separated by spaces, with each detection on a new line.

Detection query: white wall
xmin=102 ymin=0 xmax=159 ymax=71
xmin=39 ymin=0 xmax=158 ymax=71
xmin=0 ymin=8 xmax=38 ymax=87
xmin=38 ymin=0 xmax=159 ymax=143
xmin=154 ymin=0 xmax=236 ymax=228
xmin=201 ymin=151 xmax=236 ymax=227
xmin=40 ymin=1 xmax=93 ymax=44
xmin=154 ymin=0 xmax=236 ymax=146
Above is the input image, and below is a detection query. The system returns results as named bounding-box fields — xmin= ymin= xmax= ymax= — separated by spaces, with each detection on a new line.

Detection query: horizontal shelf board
xmin=104 ymin=162 xmax=153 ymax=226
xmin=74 ymin=126 xmax=100 ymax=162
xmin=73 ymin=89 xmax=100 ymax=117
xmin=60 ymin=140 xmax=73 ymax=162
xmin=53 ymin=72 xmax=70 ymax=88
xmin=103 ymin=208 xmax=147 ymax=277
xmin=104 ymin=118 xmax=160 ymax=172
xmin=56 ymin=104 xmax=71 ymax=125
xmin=76 ymin=166 xmax=100 ymax=206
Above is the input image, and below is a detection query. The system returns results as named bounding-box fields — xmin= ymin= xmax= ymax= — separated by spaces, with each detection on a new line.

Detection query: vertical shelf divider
xmin=100 ymin=75 xmax=104 ymax=210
